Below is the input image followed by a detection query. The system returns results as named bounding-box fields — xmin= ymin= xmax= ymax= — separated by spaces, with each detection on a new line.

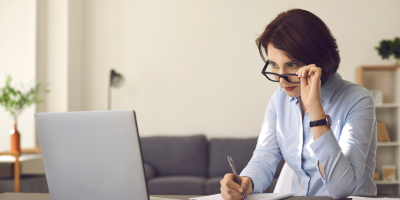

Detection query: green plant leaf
xmin=0 ymin=75 xmax=47 ymax=121
xmin=376 ymin=40 xmax=392 ymax=59
xmin=392 ymin=37 xmax=400 ymax=59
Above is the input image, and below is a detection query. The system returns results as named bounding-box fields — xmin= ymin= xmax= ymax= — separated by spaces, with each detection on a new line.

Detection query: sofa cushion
xmin=140 ymin=134 xmax=208 ymax=177
xmin=263 ymin=178 xmax=278 ymax=193
xmin=147 ymin=176 xmax=206 ymax=195
xmin=144 ymin=163 xmax=156 ymax=180
xmin=274 ymin=158 xmax=285 ymax=178
xmin=205 ymin=177 xmax=223 ymax=195
xmin=208 ymin=138 xmax=257 ymax=177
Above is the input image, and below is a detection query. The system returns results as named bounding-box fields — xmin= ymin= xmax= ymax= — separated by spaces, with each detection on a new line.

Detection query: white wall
xmin=35 ymin=0 xmax=84 ymax=147
xmin=0 ymin=0 xmax=36 ymax=149
xmin=79 ymin=0 xmax=400 ymax=138
xmin=36 ymin=0 xmax=69 ymax=114
xmin=2 ymin=0 xmax=399 ymax=150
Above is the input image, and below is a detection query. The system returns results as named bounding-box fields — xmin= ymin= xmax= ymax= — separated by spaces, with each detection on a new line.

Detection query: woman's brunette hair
xmin=257 ymin=9 xmax=340 ymax=86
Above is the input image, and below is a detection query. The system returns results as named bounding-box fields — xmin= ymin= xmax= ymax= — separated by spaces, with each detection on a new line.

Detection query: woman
xmin=220 ymin=9 xmax=377 ymax=199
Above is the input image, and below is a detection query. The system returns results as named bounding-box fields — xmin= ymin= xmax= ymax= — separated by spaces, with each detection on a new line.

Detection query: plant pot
xmin=10 ymin=122 xmax=20 ymax=152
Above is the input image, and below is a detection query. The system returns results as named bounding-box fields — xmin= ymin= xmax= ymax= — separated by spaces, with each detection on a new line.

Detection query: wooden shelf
xmin=374 ymin=180 xmax=400 ymax=185
xmin=377 ymin=142 xmax=399 ymax=147
xmin=357 ymin=65 xmax=400 ymax=195
xmin=376 ymin=104 xmax=399 ymax=108
xmin=356 ymin=65 xmax=399 ymax=87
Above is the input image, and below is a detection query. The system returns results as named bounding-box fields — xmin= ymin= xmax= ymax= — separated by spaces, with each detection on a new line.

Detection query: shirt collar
xmin=321 ymin=72 xmax=341 ymax=103
xmin=289 ymin=72 xmax=341 ymax=104
xmin=289 ymin=96 xmax=299 ymax=103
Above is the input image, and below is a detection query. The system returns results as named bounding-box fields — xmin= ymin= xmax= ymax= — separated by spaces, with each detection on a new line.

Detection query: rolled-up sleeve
xmin=240 ymin=89 xmax=282 ymax=194
xmin=310 ymin=92 xmax=376 ymax=199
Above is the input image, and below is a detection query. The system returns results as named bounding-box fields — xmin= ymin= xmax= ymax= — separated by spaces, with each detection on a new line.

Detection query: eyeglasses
xmin=261 ymin=61 xmax=301 ymax=83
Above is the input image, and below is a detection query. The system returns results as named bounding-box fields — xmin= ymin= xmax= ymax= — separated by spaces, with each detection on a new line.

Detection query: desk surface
xmin=0 ymin=154 xmax=42 ymax=163
xmin=0 ymin=193 xmax=399 ymax=200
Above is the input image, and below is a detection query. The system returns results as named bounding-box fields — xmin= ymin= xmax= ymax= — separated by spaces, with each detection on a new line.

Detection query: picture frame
xmin=382 ymin=165 xmax=396 ymax=181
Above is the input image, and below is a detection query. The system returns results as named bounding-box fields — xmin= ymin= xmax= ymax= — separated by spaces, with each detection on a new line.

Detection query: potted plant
xmin=375 ymin=37 xmax=400 ymax=65
xmin=0 ymin=75 xmax=46 ymax=152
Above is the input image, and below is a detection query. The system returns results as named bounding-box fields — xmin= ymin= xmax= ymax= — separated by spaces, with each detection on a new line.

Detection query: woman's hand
xmin=296 ymin=64 xmax=324 ymax=120
xmin=220 ymin=174 xmax=253 ymax=200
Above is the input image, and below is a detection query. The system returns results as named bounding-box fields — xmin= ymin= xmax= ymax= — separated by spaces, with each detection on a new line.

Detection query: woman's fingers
xmin=297 ymin=64 xmax=320 ymax=78
xmin=297 ymin=64 xmax=322 ymax=97
xmin=301 ymin=76 xmax=308 ymax=89
xmin=307 ymin=65 xmax=322 ymax=77
xmin=220 ymin=174 xmax=246 ymax=200
xmin=297 ymin=64 xmax=322 ymax=88
xmin=221 ymin=184 xmax=243 ymax=200
xmin=222 ymin=174 xmax=243 ymax=192
xmin=238 ymin=176 xmax=253 ymax=197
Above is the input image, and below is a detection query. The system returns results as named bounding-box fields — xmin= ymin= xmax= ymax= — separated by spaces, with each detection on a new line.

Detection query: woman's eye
xmin=271 ymin=62 xmax=278 ymax=68
xmin=289 ymin=63 xmax=298 ymax=68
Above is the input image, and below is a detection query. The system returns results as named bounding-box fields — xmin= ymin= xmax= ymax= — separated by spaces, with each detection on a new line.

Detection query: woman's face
xmin=267 ymin=44 xmax=303 ymax=98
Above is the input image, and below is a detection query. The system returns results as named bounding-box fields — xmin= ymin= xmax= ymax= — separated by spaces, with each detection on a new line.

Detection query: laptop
xmin=35 ymin=110 xmax=175 ymax=200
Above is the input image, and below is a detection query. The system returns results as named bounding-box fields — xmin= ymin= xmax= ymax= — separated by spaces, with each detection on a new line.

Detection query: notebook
xmin=189 ymin=193 xmax=294 ymax=200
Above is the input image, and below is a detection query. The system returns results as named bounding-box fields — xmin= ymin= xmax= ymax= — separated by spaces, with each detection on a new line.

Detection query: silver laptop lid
xmin=35 ymin=110 xmax=149 ymax=200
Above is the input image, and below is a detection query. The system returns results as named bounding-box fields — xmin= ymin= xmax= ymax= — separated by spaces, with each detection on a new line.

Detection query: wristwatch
xmin=310 ymin=115 xmax=331 ymax=128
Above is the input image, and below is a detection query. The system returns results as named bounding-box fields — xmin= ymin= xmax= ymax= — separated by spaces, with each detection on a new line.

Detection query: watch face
xmin=327 ymin=115 xmax=332 ymax=127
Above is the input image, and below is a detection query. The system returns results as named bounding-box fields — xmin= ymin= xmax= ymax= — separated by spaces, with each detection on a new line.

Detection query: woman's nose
xmin=279 ymin=76 xmax=288 ymax=85
xmin=279 ymin=70 xmax=289 ymax=85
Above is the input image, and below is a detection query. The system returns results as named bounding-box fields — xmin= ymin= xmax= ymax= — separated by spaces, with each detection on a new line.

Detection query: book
xmin=189 ymin=193 xmax=294 ymax=200
xmin=376 ymin=125 xmax=383 ymax=141
xmin=373 ymin=171 xmax=380 ymax=180
xmin=377 ymin=121 xmax=390 ymax=142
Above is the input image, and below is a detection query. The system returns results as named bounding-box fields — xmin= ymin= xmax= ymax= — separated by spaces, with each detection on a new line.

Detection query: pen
xmin=227 ymin=155 xmax=246 ymax=200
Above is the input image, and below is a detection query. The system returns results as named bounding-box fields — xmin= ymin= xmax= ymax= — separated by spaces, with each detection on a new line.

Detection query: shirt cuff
xmin=310 ymin=129 xmax=341 ymax=163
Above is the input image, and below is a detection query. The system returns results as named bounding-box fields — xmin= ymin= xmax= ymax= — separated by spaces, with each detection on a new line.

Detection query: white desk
xmin=0 ymin=148 xmax=44 ymax=193
xmin=0 ymin=154 xmax=45 ymax=175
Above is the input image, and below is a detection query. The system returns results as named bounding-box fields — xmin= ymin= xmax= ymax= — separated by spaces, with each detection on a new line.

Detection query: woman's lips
xmin=284 ymin=86 xmax=296 ymax=91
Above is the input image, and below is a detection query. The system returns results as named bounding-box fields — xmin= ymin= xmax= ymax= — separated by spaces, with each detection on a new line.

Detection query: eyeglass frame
xmin=261 ymin=61 xmax=301 ymax=83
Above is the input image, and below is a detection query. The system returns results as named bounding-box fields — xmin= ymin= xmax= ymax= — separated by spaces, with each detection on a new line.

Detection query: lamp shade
xmin=110 ymin=69 xmax=125 ymax=88
xmin=108 ymin=69 xmax=125 ymax=110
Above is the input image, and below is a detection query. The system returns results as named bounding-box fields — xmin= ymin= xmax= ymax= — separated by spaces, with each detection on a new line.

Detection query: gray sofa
xmin=140 ymin=134 xmax=285 ymax=195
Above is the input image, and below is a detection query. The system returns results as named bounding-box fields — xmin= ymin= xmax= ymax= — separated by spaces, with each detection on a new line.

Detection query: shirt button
xmin=316 ymin=149 xmax=320 ymax=154
xmin=303 ymin=129 xmax=306 ymax=132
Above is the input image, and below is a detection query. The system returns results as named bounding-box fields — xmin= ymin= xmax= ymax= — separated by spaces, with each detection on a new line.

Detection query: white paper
xmin=189 ymin=193 xmax=294 ymax=200
xmin=149 ymin=197 xmax=180 ymax=200
xmin=352 ymin=199 xmax=400 ymax=200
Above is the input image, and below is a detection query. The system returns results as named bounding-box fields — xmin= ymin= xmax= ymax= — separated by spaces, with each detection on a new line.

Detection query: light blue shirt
xmin=240 ymin=73 xmax=377 ymax=199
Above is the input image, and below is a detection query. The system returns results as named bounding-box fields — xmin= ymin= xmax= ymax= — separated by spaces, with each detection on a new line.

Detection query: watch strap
xmin=310 ymin=115 xmax=331 ymax=128
xmin=310 ymin=119 xmax=327 ymax=127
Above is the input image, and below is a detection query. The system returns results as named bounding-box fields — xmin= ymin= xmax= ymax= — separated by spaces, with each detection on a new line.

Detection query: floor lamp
xmin=108 ymin=69 xmax=125 ymax=110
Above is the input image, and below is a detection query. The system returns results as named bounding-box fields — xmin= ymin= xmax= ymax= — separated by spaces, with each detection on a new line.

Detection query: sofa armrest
xmin=144 ymin=163 xmax=156 ymax=180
